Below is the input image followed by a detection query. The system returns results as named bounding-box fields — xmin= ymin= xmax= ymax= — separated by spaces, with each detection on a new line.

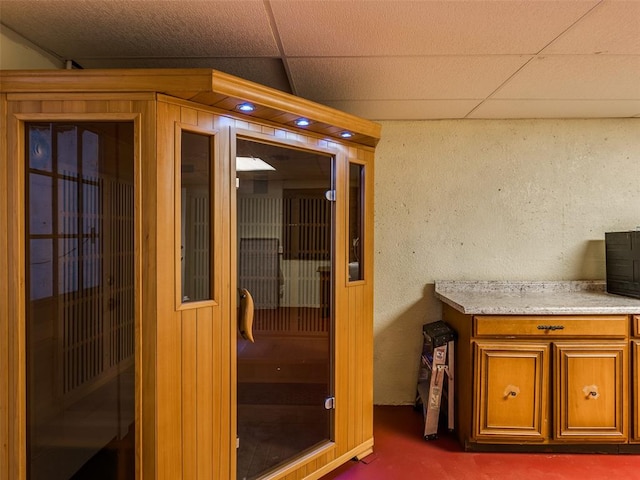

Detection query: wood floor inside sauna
xmin=320 ymin=406 xmax=640 ymax=480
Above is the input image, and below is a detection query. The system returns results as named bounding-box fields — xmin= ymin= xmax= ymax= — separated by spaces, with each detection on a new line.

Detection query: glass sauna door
xmin=236 ymin=139 xmax=334 ymax=480
xmin=26 ymin=122 xmax=135 ymax=479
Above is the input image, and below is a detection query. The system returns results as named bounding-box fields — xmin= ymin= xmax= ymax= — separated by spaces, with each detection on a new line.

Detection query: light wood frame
xmin=173 ymin=122 xmax=221 ymax=311
xmin=2 ymin=109 xmax=148 ymax=480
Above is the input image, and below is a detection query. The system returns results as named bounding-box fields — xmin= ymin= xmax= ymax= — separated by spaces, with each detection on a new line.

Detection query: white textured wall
xmin=1 ymin=25 xmax=62 ymax=69
xmin=374 ymin=119 xmax=640 ymax=405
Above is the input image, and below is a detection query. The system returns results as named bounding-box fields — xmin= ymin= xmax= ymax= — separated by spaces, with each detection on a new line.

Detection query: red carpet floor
xmin=321 ymin=406 xmax=640 ymax=480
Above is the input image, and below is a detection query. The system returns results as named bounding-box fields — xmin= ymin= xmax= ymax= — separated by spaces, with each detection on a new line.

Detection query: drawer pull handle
xmin=537 ymin=325 xmax=565 ymax=331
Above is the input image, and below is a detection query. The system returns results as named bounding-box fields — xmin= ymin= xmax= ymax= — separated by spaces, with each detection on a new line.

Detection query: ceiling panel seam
xmin=465 ymin=1 xmax=609 ymax=118
xmin=263 ymin=0 xmax=295 ymax=95
xmin=0 ymin=22 xmax=65 ymax=65
xmin=538 ymin=0 xmax=605 ymax=55
xmin=463 ymin=57 xmax=537 ymax=119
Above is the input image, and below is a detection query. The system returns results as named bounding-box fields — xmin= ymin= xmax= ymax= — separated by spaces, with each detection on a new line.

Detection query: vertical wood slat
xmin=196 ymin=307 xmax=213 ymax=479
xmin=0 ymin=93 xmax=9 ymax=480
xmin=347 ymin=287 xmax=357 ymax=450
xmin=6 ymin=97 xmax=28 ymax=480
xmin=362 ymin=149 xmax=375 ymax=443
xmin=181 ymin=308 xmax=197 ymax=480
xmin=216 ymin=114 xmax=233 ymax=480
xmin=108 ymin=100 xmax=134 ymax=113
xmin=211 ymin=298 xmax=223 ymax=480
xmin=333 ymin=147 xmax=349 ymax=456
xmin=197 ymin=111 xmax=215 ymax=130
xmin=156 ymin=100 xmax=183 ymax=480
xmin=633 ymin=341 xmax=640 ymax=442
xmin=181 ymin=106 xmax=198 ymax=126
xmin=137 ymin=98 xmax=158 ymax=480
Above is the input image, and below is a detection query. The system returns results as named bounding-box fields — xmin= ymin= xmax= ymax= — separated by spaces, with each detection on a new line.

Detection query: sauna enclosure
xmin=0 ymin=69 xmax=380 ymax=480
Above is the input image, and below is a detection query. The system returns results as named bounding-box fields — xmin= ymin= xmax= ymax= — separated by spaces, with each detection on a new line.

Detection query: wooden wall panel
xmin=3 ymin=95 xmax=156 ymax=480
xmin=196 ymin=307 xmax=214 ymax=479
xmin=0 ymin=93 xmax=8 ymax=480
xmin=156 ymin=99 xmax=234 ymax=479
xmin=181 ymin=308 xmax=197 ymax=479
xmin=217 ymin=121 xmax=233 ymax=480
xmin=135 ymin=97 xmax=158 ymax=480
xmin=6 ymin=99 xmax=28 ymax=480
xmin=155 ymin=100 xmax=183 ymax=479
xmin=362 ymin=149 xmax=375 ymax=444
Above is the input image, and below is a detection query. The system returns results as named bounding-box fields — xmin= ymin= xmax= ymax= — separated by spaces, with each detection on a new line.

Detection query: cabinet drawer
xmin=474 ymin=315 xmax=628 ymax=338
xmin=634 ymin=315 xmax=640 ymax=337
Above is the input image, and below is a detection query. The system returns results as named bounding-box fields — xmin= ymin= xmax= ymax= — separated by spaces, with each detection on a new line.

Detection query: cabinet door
xmin=474 ymin=342 xmax=549 ymax=441
xmin=554 ymin=343 xmax=628 ymax=442
xmin=633 ymin=340 xmax=640 ymax=443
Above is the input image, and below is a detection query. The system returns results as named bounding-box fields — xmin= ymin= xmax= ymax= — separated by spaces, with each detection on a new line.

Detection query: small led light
xmin=236 ymin=102 xmax=255 ymax=113
xmin=340 ymin=131 xmax=353 ymax=139
xmin=295 ymin=118 xmax=311 ymax=127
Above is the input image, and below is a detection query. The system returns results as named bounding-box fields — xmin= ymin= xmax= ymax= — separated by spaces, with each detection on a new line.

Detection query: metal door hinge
xmin=324 ymin=396 xmax=336 ymax=410
xmin=236 ymin=436 xmax=240 ymax=449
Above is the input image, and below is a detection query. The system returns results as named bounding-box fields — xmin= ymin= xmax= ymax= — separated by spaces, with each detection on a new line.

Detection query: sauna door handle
xmin=239 ymin=288 xmax=255 ymax=343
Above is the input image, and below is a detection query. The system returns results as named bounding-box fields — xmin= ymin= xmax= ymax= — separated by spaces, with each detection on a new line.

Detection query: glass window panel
xmin=83 ymin=230 xmax=101 ymax=290
xmin=29 ymin=174 xmax=53 ymax=235
xmin=82 ymin=183 xmax=100 ymax=235
xmin=28 ymin=125 xmax=52 ymax=172
xmin=58 ymin=178 xmax=78 ymax=235
xmin=181 ymin=130 xmax=212 ymax=303
xmin=82 ymin=129 xmax=100 ymax=179
xmin=348 ymin=163 xmax=364 ymax=282
xmin=26 ymin=121 xmax=135 ymax=480
xmin=58 ymin=238 xmax=79 ymax=295
xmin=29 ymin=239 xmax=53 ymax=300
xmin=236 ymin=139 xmax=334 ymax=479
xmin=57 ymin=126 xmax=78 ymax=176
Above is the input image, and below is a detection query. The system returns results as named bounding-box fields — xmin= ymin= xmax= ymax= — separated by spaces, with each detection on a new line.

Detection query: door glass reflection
xmin=236 ymin=140 xmax=334 ymax=479
xmin=26 ymin=122 xmax=135 ymax=480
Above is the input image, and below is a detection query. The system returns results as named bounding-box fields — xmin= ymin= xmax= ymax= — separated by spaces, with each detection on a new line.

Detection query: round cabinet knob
xmin=582 ymin=384 xmax=599 ymax=399
xmin=504 ymin=385 xmax=520 ymax=399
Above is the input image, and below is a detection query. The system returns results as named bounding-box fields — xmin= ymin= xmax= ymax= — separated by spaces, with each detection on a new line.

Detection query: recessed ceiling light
xmin=236 ymin=102 xmax=255 ymax=113
xmin=340 ymin=131 xmax=353 ymax=139
xmin=295 ymin=118 xmax=311 ymax=127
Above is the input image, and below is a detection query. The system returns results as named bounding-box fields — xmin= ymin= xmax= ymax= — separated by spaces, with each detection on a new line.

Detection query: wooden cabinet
xmin=554 ymin=343 xmax=627 ymax=441
xmin=474 ymin=342 xmax=548 ymax=441
xmin=445 ymin=305 xmax=635 ymax=451
xmin=633 ymin=315 xmax=640 ymax=443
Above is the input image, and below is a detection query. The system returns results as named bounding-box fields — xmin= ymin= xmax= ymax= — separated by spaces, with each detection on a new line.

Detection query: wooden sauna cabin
xmin=0 ymin=69 xmax=380 ymax=480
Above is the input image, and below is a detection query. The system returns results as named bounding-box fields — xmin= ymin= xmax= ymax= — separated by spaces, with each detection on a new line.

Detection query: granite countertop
xmin=434 ymin=280 xmax=640 ymax=315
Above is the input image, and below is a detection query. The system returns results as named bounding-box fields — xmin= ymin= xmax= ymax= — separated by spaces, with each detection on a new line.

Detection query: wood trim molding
xmin=0 ymin=69 xmax=381 ymax=147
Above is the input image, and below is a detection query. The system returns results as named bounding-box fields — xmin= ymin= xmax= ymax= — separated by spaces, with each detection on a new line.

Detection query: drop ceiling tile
xmin=271 ymin=0 xmax=597 ymax=56
xmin=75 ymin=57 xmax=292 ymax=93
xmin=494 ymin=55 xmax=640 ymax=100
xmin=469 ymin=99 xmax=640 ymax=119
xmin=0 ymin=0 xmax=279 ymax=58
xmin=322 ymin=100 xmax=482 ymax=121
xmin=288 ymin=56 xmax=532 ymax=101
xmin=543 ymin=1 xmax=640 ymax=54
